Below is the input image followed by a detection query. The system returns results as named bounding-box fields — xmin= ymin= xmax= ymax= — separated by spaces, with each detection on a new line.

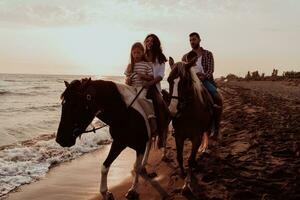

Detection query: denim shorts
xmin=202 ymin=80 xmax=218 ymax=97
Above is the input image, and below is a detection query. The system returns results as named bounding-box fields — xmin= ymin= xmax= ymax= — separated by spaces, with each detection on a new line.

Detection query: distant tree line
xmin=244 ymin=69 xmax=300 ymax=81
xmin=220 ymin=69 xmax=300 ymax=81
xmin=282 ymin=71 xmax=300 ymax=79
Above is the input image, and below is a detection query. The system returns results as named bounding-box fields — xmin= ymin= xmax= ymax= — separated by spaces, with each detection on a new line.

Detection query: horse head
xmin=167 ymin=57 xmax=204 ymax=117
xmin=56 ymin=78 xmax=99 ymax=147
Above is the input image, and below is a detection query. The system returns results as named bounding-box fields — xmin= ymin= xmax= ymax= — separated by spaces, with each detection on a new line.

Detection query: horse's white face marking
xmin=168 ymin=78 xmax=180 ymax=116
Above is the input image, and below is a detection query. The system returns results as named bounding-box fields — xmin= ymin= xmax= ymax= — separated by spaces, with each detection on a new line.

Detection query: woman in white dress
xmin=142 ymin=34 xmax=169 ymax=149
xmin=142 ymin=34 xmax=167 ymax=92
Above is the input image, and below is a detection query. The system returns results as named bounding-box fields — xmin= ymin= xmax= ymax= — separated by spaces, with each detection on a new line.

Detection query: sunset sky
xmin=0 ymin=0 xmax=299 ymax=77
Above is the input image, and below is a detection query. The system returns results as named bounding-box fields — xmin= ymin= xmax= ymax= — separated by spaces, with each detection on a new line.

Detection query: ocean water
xmin=0 ymin=74 xmax=123 ymax=197
xmin=0 ymin=73 xmax=169 ymax=197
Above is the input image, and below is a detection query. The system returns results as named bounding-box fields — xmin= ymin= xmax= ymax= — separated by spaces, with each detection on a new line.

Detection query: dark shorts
xmin=203 ymin=80 xmax=218 ymax=97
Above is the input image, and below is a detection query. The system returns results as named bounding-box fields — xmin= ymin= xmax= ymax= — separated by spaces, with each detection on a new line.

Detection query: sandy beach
xmin=4 ymin=80 xmax=300 ymax=200
xmin=4 ymin=146 xmax=135 ymax=200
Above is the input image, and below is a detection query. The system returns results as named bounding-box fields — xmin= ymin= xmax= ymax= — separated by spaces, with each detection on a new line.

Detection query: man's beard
xmin=191 ymin=43 xmax=200 ymax=50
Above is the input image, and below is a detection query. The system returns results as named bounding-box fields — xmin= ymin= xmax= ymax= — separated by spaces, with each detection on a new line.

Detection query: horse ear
xmin=169 ymin=56 xmax=175 ymax=68
xmin=64 ymin=81 xmax=70 ymax=88
xmin=82 ymin=77 xmax=92 ymax=89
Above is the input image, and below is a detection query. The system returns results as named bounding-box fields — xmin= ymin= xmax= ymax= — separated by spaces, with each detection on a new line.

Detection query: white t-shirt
xmin=152 ymin=60 xmax=165 ymax=92
xmin=194 ymin=56 xmax=204 ymax=74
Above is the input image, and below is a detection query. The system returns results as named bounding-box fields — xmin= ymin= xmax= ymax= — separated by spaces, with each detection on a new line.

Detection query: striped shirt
xmin=125 ymin=61 xmax=153 ymax=87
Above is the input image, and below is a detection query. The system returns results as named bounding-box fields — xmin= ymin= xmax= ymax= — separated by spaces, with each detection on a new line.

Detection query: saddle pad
xmin=114 ymin=82 xmax=151 ymax=138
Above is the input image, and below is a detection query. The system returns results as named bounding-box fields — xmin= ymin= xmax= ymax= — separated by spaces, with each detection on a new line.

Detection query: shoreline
xmin=4 ymin=145 xmax=136 ymax=200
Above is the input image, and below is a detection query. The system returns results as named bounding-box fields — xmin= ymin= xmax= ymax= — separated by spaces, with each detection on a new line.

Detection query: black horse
xmin=56 ymin=78 xmax=154 ymax=200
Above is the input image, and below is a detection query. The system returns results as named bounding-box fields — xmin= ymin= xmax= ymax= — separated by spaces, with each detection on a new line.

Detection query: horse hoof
xmin=125 ymin=190 xmax=139 ymax=200
xmin=101 ymin=191 xmax=115 ymax=200
xmin=181 ymin=184 xmax=192 ymax=196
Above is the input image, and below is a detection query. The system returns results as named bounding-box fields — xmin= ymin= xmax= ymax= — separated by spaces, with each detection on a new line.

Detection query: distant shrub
xmin=283 ymin=71 xmax=300 ymax=79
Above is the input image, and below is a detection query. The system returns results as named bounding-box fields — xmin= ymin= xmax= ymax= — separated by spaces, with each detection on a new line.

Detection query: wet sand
xmin=4 ymin=146 xmax=136 ymax=200
xmin=4 ymin=80 xmax=300 ymax=200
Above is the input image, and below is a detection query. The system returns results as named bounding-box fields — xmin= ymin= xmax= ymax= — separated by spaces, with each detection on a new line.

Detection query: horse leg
xmin=182 ymin=135 xmax=202 ymax=195
xmin=175 ymin=136 xmax=185 ymax=177
xmin=161 ymin=128 xmax=171 ymax=162
xmin=100 ymin=141 xmax=125 ymax=200
xmin=188 ymin=135 xmax=201 ymax=169
xmin=125 ymin=151 xmax=144 ymax=199
xmin=141 ymin=141 xmax=151 ymax=174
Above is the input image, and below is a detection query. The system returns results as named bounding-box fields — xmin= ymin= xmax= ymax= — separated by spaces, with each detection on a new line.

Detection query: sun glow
xmin=0 ymin=0 xmax=299 ymax=76
xmin=51 ymin=24 xmax=147 ymax=75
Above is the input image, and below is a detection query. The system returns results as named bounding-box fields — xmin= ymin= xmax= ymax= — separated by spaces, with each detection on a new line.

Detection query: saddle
xmin=115 ymin=83 xmax=170 ymax=148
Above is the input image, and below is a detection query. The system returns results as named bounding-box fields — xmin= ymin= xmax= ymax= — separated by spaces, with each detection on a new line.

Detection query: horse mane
xmin=175 ymin=62 xmax=205 ymax=105
xmin=60 ymin=78 xmax=91 ymax=101
xmin=189 ymin=67 xmax=205 ymax=105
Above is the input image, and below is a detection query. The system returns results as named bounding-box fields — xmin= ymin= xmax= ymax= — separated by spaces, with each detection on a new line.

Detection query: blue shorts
xmin=202 ymin=80 xmax=218 ymax=97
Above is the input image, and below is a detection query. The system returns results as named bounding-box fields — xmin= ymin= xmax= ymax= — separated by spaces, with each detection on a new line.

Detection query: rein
xmin=170 ymin=96 xmax=181 ymax=100
xmin=80 ymin=86 xmax=145 ymax=134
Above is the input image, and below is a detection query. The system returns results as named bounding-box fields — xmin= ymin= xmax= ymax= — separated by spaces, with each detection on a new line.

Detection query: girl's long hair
xmin=144 ymin=34 xmax=167 ymax=64
xmin=126 ymin=42 xmax=146 ymax=74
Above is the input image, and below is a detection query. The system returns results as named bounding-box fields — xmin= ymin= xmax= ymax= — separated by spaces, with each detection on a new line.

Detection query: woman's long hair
xmin=126 ymin=42 xmax=146 ymax=74
xmin=144 ymin=34 xmax=167 ymax=64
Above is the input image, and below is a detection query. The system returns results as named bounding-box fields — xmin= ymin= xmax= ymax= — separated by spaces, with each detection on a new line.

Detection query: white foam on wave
xmin=0 ymin=125 xmax=110 ymax=197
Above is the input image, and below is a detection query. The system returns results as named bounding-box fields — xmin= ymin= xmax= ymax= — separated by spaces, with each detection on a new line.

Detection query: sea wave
xmin=29 ymin=86 xmax=51 ymax=90
xmin=0 ymin=90 xmax=11 ymax=95
xmin=0 ymin=90 xmax=47 ymax=97
xmin=0 ymin=127 xmax=111 ymax=197
xmin=26 ymin=104 xmax=61 ymax=112
xmin=0 ymin=104 xmax=61 ymax=114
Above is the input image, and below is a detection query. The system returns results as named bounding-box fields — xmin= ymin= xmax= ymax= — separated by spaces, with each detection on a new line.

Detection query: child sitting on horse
xmin=124 ymin=42 xmax=157 ymax=135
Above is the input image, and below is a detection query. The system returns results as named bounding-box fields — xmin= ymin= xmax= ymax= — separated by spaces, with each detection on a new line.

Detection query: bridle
xmin=71 ymin=92 xmax=105 ymax=138
xmin=71 ymin=86 xmax=145 ymax=138
xmin=167 ymin=62 xmax=197 ymax=118
xmin=168 ymin=80 xmax=194 ymax=118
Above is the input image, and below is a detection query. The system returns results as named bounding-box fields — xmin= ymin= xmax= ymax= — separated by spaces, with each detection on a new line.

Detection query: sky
xmin=0 ymin=0 xmax=299 ymax=77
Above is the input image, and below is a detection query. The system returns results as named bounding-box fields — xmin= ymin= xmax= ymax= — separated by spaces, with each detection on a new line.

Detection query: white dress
xmin=152 ymin=60 xmax=165 ymax=92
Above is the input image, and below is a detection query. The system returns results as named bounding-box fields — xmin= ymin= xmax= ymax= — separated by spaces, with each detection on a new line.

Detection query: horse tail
xmin=198 ymin=132 xmax=209 ymax=153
